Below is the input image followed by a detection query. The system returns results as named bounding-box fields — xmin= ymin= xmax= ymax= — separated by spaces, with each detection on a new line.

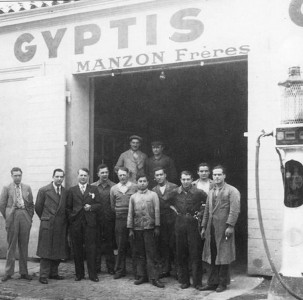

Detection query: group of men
xmin=0 ymin=135 xmax=240 ymax=293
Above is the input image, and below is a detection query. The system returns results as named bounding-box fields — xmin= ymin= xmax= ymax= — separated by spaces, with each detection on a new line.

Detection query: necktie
xmin=81 ymin=185 xmax=85 ymax=194
xmin=133 ymin=151 xmax=138 ymax=160
xmin=57 ymin=186 xmax=60 ymax=196
xmin=15 ymin=185 xmax=23 ymax=208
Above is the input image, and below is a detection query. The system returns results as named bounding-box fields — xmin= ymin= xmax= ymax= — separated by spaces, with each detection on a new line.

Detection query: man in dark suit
xmin=66 ymin=168 xmax=101 ymax=282
xmin=0 ymin=167 xmax=34 ymax=282
xmin=35 ymin=169 xmax=68 ymax=284
xmin=152 ymin=167 xmax=178 ymax=278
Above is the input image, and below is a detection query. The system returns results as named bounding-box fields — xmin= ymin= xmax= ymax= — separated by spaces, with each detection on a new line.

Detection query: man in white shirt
xmin=193 ymin=163 xmax=214 ymax=194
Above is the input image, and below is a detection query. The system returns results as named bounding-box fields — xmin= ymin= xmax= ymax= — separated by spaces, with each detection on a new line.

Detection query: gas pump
xmin=258 ymin=67 xmax=303 ymax=300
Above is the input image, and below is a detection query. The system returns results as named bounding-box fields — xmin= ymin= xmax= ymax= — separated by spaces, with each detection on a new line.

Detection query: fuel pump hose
xmin=256 ymin=132 xmax=303 ymax=300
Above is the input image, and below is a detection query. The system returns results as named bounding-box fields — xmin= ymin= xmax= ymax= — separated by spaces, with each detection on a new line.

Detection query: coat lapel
xmin=56 ymin=186 xmax=65 ymax=213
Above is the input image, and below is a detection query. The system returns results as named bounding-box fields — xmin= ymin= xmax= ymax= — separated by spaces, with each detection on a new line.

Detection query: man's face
xmin=53 ymin=171 xmax=64 ymax=186
xmin=78 ymin=170 xmax=89 ymax=185
xmin=118 ymin=170 xmax=129 ymax=184
xmin=98 ymin=168 xmax=109 ymax=182
xmin=180 ymin=174 xmax=193 ymax=189
xmin=212 ymin=168 xmax=226 ymax=185
xmin=11 ymin=171 xmax=22 ymax=185
xmin=154 ymin=169 xmax=166 ymax=185
xmin=197 ymin=166 xmax=210 ymax=180
xmin=130 ymin=139 xmax=141 ymax=151
xmin=137 ymin=177 xmax=148 ymax=190
xmin=152 ymin=145 xmax=163 ymax=156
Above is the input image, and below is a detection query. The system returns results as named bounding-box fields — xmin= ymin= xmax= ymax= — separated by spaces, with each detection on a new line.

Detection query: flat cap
xmin=129 ymin=135 xmax=143 ymax=142
xmin=151 ymin=140 xmax=164 ymax=147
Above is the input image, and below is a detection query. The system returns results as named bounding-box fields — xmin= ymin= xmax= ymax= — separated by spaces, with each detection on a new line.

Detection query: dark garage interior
xmin=93 ymin=59 xmax=248 ymax=263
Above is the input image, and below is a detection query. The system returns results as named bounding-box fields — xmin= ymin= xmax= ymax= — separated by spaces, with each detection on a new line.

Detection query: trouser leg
xmin=18 ymin=210 xmax=31 ymax=275
xmin=144 ymin=229 xmax=160 ymax=281
xmin=133 ymin=230 xmax=147 ymax=278
xmin=50 ymin=260 xmax=61 ymax=277
xmin=95 ymin=224 xmax=102 ymax=272
xmin=103 ymin=221 xmax=115 ymax=272
xmin=188 ymin=218 xmax=202 ymax=287
xmin=208 ymin=223 xmax=219 ymax=286
xmin=70 ymin=220 xmax=85 ymax=278
xmin=114 ymin=218 xmax=128 ymax=276
xmin=175 ymin=216 xmax=189 ymax=285
xmin=85 ymin=225 xmax=97 ymax=279
xmin=159 ymin=218 xmax=170 ymax=273
xmin=40 ymin=258 xmax=51 ymax=278
xmin=5 ymin=219 xmax=18 ymax=276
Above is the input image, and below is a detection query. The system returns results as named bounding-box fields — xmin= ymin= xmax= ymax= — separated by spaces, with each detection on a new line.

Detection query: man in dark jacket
xmin=169 ymin=171 xmax=207 ymax=290
xmin=200 ymin=165 xmax=240 ymax=293
xmin=35 ymin=169 xmax=68 ymax=284
xmin=91 ymin=163 xmax=116 ymax=275
xmin=152 ymin=167 xmax=178 ymax=278
xmin=66 ymin=168 xmax=102 ymax=282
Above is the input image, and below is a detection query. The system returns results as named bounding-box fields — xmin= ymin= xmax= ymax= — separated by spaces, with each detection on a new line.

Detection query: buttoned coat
xmin=202 ymin=183 xmax=240 ymax=265
xmin=35 ymin=183 xmax=68 ymax=259
xmin=0 ymin=183 xmax=34 ymax=229
xmin=115 ymin=149 xmax=147 ymax=182
xmin=66 ymin=184 xmax=102 ymax=227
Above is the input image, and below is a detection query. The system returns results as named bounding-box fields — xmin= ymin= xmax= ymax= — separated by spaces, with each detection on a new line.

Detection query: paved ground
xmin=0 ymin=259 xmax=268 ymax=300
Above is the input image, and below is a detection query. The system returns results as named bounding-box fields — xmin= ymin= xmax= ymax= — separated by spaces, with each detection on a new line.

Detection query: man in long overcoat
xmin=201 ymin=165 xmax=240 ymax=293
xmin=35 ymin=169 xmax=68 ymax=284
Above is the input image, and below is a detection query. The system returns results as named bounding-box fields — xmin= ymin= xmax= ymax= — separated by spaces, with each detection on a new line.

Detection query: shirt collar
xmin=79 ymin=183 xmax=88 ymax=188
xmin=177 ymin=185 xmax=194 ymax=194
xmin=118 ymin=181 xmax=131 ymax=188
xmin=53 ymin=182 xmax=61 ymax=190
xmin=138 ymin=189 xmax=148 ymax=194
xmin=14 ymin=183 xmax=21 ymax=188
xmin=214 ymin=182 xmax=225 ymax=191
xmin=96 ymin=179 xmax=110 ymax=188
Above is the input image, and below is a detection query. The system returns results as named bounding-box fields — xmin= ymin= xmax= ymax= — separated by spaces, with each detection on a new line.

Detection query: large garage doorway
xmin=93 ymin=58 xmax=248 ymax=263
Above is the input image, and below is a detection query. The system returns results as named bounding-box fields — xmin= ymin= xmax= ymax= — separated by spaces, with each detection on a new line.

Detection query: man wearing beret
xmin=145 ymin=141 xmax=177 ymax=188
xmin=115 ymin=135 xmax=147 ymax=183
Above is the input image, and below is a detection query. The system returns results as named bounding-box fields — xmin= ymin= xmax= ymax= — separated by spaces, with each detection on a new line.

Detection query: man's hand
xmin=200 ymin=227 xmax=206 ymax=239
xmin=154 ymin=227 xmax=160 ymax=237
xmin=84 ymin=204 xmax=91 ymax=211
xmin=225 ymin=225 xmax=234 ymax=239
xmin=129 ymin=229 xmax=134 ymax=239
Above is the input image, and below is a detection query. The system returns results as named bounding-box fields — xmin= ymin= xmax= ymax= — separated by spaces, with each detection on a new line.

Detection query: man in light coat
xmin=200 ymin=165 xmax=240 ymax=293
xmin=0 ymin=167 xmax=34 ymax=282
xmin=115 ymin=135 xmax=147 ymax=183
xmin=35 ymin=169 xmax=68 ymax=284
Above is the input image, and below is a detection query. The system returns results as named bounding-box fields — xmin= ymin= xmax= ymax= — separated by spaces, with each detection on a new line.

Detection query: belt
xmin=14 ymin=207 xmax=25 ymax=210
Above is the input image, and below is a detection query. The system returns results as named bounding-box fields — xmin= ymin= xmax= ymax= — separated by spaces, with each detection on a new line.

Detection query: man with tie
xmin=0 ymin=167 xmax=34 ymax=282
xmin=66 ymin=168 xmax=102 ymax=282
xmin=35 ymin=169 xmax=68 ymax=284
xmin=200 ymin=165 xmax=240 ymax=293
xmin=115 ymin=135 xmax=147 ymax=183
xmin=152 ymin=167 xmax=177 ymax=278
xmin=110 ymin=167 xmax=137 ymax=279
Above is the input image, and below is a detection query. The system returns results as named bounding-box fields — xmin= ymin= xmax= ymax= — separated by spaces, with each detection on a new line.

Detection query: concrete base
xmin=268 ymin=275 xmax=303 ymax=300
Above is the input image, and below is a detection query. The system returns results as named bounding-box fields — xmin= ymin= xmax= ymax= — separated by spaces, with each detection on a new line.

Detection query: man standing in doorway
xmin=200 ymin=165 xmax=240 ymax=293
xmin=91 ymin=164 xmax=116 ymax=275
xmin=127 ymin=174 xmax=164 ymax=288
xmin=66 ymin=168 xmax=101 ymax=282
xmin=35 ymin=169 xmax=68 ymax=284
xmin=145 ymin=141 xmax=177 ymax=188
xmin=152 ymin=167 xmax=178 ymax=278
xmin=193 ymin=163 xmax=214 ymax=194
xmin=115 ymin=135 xmax=147 ymax=183
xmin=110 ymin=167 xmax=137 ymax=279
xmin=0 ymin=167 xmax=34 ymax=282
xmin=169 ymin=171 xmax=207 ymax=290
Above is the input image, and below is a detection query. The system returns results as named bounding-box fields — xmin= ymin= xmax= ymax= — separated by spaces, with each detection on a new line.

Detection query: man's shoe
xmin=39 ymin=277 xmax=48 ymax=284
xmin=216 ymin=284 xmax=227 ymax=293
xmin=113 ymin=273 xmax=124 ymax=279
xmin=75 ymin=276 xmax=84 ymax=281
xmin=89 ymin=277 xmax=99 ymax=282
xmin=159 ymin=272 xmax=170 ymax=279
xmin=195 ymin=285 xmax=204 ymax=291
xmin=134 ymin=277 xmax=148 ymax=285
xmin=1 ymin=275 xmax=12 ymax=282
xmin=180 ymin=283 xmax=190 ymax=289
xmin=151 ymin=279 xmax=165 ymax=288
xmin=200 ymin=284 xmax=217 ymax=291
xmin=49 ymin=275 xmax=64 ymax=280
xmin=20 ymin=274 xmax=32 ymax=281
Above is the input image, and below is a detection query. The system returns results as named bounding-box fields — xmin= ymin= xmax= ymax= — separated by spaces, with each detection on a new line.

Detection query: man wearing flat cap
xmin=115 ymin=135 xmax=147 ymax=183
xmin=145 ymin=141 xmax=177 ymax=189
